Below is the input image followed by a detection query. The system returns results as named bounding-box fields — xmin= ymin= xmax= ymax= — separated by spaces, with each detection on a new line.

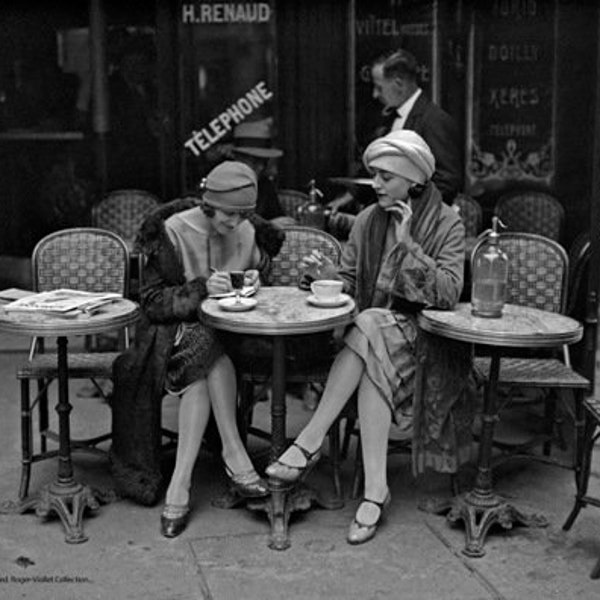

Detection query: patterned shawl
xmin=353 ymin=184 xmax=475 ymax=474
xmin=354 ymin=183 xmax=442 ymax=311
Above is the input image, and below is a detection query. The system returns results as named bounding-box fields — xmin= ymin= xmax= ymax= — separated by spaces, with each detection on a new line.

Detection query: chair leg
xmin=351 ymin=437 xmax=363 ymax=500
xmin=237 ymin=379 xmax=255 ymax=447
xmin=570 ymin=390 xmax=586 ymax=473
xmin=450 ymin=473 xmax=461 ymax=497
xmin=341 ymin=416 xmax=356 ymax=460
xmin=328 ymin=419 xmax=343 ymax=501
xmin=591 ymin=556 xmax=600 ymax=579
xmin=543 ymin=394 xmax=557 ymax=456
xmin=37 ymin=378 xmax=49 ymax=453
xmin=563 ymin=408 xmax=596 ymax=531
xmin=19 ymin=379 xmax=33 ymax=500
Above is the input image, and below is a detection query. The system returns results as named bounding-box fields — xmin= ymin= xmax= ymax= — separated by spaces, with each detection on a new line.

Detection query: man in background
xmin=328 ymin=48 xmax=462 ymax=234
xmin=368 ymin=48 xmax=462 ymax=203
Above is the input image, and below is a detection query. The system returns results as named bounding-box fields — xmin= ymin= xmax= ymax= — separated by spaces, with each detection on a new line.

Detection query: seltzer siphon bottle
xmin=471 ymin=216 xmax=508 ymax=318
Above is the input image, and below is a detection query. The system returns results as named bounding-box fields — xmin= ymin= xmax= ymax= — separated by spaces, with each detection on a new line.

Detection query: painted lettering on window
xmin=487 ymin=44 xmax=539 ymax=62
xmin=181 ymin=3 xmax=271 ymax=24
xmin=489 ymin=123 xmax=537 ymax=137
xmin=184 ymin=81 xmax=273 ymax=155
xmin=489 ymin=87 xmax=540 ymax=109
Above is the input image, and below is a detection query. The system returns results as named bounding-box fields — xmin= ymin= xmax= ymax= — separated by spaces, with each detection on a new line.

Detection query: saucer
xmin=209 ymin=286 xmax=256 ymax=299
xmin=307 ymin=293 xmax=350 ymax=308
xmin=218 ymin=297 xmax=257 ymax=312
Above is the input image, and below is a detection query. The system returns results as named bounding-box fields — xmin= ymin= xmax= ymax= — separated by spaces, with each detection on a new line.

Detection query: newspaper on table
xmin=3 ymin=289 xmax=122 ymax=316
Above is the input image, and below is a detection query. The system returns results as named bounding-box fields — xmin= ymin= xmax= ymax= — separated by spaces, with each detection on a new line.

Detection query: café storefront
xmin=0 ymin=0 xmax=597 ymax=259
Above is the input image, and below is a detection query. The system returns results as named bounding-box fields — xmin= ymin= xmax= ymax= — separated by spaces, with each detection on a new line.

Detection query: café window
xmin=177 ymin=0 xmax=277 ymax=190
xmin=466 ymin=0 xmax=558 ymax=194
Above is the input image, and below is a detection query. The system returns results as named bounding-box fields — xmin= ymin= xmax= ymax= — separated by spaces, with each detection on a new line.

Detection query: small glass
xmin=229 ymin=270 xmax=245 ymax=303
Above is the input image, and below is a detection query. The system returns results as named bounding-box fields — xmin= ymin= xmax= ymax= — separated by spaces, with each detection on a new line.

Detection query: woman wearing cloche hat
xmin=110 ymin=161 xmax=284 ymax=537
xmin=266 ymin=129 xmax=475 ymax=545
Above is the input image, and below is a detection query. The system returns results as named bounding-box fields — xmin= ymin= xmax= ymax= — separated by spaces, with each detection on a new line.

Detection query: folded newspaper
xmin=4 ymin=289 xmax=122 ymax=316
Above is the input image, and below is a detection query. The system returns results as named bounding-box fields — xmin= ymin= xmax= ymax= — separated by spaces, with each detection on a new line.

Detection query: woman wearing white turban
xmin=266 ymin=129 xmax=473 ymax=545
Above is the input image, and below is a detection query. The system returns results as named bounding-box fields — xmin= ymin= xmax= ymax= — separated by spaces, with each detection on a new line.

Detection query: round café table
xmin=0 ymin=298 xmax=139 ymax=543
xmin=202 ymin=286 xmax=355 ymax=550
xmin=418 ymin=302 xmax=583 ymax=557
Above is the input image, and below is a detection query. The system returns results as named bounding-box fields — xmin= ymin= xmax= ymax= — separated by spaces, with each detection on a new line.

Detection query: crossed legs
xmin=165 ymin=354 xmax=256 ymax=507
xmin=269 ymin=346 xmax=392 ymax=524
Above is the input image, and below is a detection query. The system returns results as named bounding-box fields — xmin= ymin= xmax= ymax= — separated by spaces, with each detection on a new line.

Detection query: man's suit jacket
xmin=368 ymin=93 xmax=463 ymax=204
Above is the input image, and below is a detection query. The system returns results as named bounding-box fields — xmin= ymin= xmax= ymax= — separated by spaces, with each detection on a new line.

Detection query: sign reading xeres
xmin=467 ymin=0 xmax=557 ymax=190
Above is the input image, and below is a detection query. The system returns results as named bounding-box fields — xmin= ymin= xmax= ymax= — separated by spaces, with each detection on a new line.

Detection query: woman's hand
xmin=244 ymin=269 xmax=260 ymax=291
xmin=299 ymin=250 xmax=338 ymax=280
xmin=207 ymin=270 xmax=232 ymax=295
xmin=385 ymin=199 xmax=413 ymax=241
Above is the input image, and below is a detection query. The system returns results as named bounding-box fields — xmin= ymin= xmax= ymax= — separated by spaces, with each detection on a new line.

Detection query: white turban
xmin=362 ymin=129 xmax=435 ymax=184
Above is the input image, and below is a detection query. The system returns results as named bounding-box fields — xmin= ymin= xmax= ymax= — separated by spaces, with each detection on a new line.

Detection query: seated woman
xmin=266 ymin=130 xmax=467 ymax=545
xmin=110 ymin=161 xmax=284 ymax=538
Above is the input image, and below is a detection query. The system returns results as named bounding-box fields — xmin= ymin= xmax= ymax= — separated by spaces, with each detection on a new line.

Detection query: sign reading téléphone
xmin=184 ymin=82 xmax=274 ymax=156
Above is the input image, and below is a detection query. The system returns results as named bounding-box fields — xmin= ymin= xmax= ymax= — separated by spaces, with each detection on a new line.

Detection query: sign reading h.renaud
xmin=181 ymin=3 xmax=271 ymax=24
xmin=184 ymin=81 xmax=273 ymax=155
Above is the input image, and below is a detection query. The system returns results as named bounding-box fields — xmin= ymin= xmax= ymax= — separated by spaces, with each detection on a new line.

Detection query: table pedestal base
xmin=1 ymin=480 xmax=100 ymax=544
xmin=245 ymin=484 xmax=343 ymax=551
xmin=446 ymin=489 xmax=548 ymax=557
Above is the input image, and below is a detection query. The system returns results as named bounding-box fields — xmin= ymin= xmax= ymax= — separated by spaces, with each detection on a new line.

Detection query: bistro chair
xmin=15 ymin=228 xmax=130 ymax=499
xmin=91 ymin=189 xmax=160 ymax=251
xmin=236 ymin=225 xmax=346 ymax=500
xmin=565 ymin=232 xmax=592 ymax=372
xmin=567 ymin=231 xmax=591 ymax=319
xmin=472 ymin=232 xmax=590 ymax=467
xmin=493 ymin=190 xmax=565 ymax=242
xmin=92 ymin=189 xmax=160 ymax=294
xmin=277 ymin=189 xmax=309 ymax=221
xmin=562 ymin=394 xmax=600 ymax=579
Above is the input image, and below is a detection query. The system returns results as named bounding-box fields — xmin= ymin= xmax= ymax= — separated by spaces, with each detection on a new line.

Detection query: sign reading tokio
xmin=184 ymin=81 xmax=273 ymax=155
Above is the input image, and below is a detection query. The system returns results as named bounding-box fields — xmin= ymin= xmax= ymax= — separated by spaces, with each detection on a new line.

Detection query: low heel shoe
xmin=347 ymin=491 xmax=391 ymax=545
xmin=160 ymin=504 xmax=190 ymax=538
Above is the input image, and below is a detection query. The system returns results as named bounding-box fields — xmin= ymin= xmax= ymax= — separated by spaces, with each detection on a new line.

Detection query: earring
xmin=408 ymin=183 xmax=425 ymax=199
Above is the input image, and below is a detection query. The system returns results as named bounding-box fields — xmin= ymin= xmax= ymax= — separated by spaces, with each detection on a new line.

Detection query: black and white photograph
xmin=0 ymin=1 xmax=599 ymax=598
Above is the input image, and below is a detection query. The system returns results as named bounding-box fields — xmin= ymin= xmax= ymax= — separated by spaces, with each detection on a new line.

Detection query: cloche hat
xmin=202 ymin=161 xmax=257 ymax=211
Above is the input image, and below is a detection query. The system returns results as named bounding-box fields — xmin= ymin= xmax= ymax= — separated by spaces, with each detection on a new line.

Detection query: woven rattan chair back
xmin=269 ymin=225 xmax=342 ymax=286
xmin=32 ymin=227 xmax=130 ymax=297
xmin=277 ymin=189 xmax=309 ymax=220
xmin=92 ymin=189 xmax=160 ymax=250
xmin=471 ymin=232 xmax=568 ymax=314
xmin=494 ymin=191 xmax=564 ymax=242
xmin=453 ymin=193 xmax=483 ymax=239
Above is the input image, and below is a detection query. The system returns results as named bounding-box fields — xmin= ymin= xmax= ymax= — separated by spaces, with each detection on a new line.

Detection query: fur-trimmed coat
xmin=109 ymin=198 xmax=284 ymax=505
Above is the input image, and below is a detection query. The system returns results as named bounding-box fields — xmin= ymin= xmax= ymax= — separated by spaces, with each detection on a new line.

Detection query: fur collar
xmin=135 ymin=197 xmax=285 ymax=258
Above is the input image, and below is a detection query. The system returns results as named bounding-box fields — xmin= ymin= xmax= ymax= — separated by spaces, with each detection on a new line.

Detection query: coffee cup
xmin=310 ymin=279 xmax=343 ymax=300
